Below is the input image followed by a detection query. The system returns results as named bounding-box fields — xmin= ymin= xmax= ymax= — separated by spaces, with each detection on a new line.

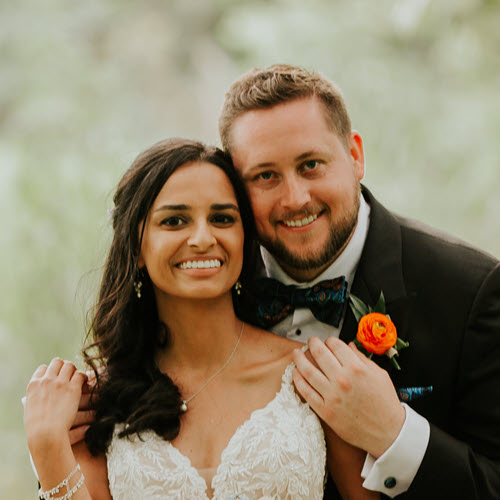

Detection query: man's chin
xmin=263 ymin=240 xmax=337 ymax=272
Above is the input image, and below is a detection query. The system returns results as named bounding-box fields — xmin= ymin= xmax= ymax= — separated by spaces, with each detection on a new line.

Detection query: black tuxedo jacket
xmin=324 ymin=187 xmax=500 ymax=499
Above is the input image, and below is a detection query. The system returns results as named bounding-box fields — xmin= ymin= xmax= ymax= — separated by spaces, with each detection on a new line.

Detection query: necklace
xmin=180 ymin=321 xmax=244 ymax=412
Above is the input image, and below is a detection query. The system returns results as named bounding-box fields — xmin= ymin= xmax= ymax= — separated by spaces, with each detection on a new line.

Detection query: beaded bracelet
xmin=38 ymin=464 xmax=84 ymax=500
xmin=53 ymin=473 xmax=85 ymax=500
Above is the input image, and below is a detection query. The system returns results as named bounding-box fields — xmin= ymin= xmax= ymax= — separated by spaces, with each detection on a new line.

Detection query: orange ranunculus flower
xmin=356 ymin=312 xmax=397 ymax=355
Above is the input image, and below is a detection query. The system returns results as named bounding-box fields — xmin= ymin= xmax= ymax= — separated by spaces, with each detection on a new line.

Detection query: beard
xmin=260 ymin=192 xmax=360 ymax=273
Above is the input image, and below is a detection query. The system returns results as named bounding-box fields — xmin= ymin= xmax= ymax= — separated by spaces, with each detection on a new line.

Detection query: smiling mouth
xmin=282 ymin=213 xmax=319 ymax=228
xmin=177 ymin=259 xmax=222 ymax=270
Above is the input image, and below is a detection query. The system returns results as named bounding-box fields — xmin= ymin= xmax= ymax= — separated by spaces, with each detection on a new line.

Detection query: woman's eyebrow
xmin=154 ymin=204 xmax=190 ymax=213
xmin=153 ymin=203 xmax=239 ymax=213
xmin=211 ymin=203 xmax=239 ymax=211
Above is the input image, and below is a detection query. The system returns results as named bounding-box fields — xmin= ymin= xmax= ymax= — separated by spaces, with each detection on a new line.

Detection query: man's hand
xmin=69 ymin=370 xmax=96 ymax=445
xmin=292 ymin=336 xmax=406 ymax=458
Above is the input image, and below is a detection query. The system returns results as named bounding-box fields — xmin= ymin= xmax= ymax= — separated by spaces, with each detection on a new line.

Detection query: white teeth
xmin=283 ymin=214 xmax=318 ymax=228
xmin=178 ymin=260 xmax=222 ymax=269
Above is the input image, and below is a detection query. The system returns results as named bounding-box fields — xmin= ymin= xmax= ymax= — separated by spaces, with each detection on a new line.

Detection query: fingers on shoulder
xmin=294 ymin=345 xmax=332 ymax=386
xmin=28 ymin=358 xmax=86 ymax=391
xmin=45 ymin=357 xmax=67 ymax=376
xmin=347 ymin=341 xmax=386 ymax=374
xmin=70 ymin=369 xmax=89 ymax=389
xmin=347 ymin=340 xmax=369 ymax=361
xmin=307 ymin=337 xmax=342 ymax=368
xmin=31 ymin=363 xmax=48 ymax=379
xmin=27 ymin=357 xmax=61 ymax=387
xmin=324 ymin=336 xmax=350 ymax=354
xmin=325 ymin=337 xmax=368 ymax=373
xmin=292 ymin=366 xmax=323 ymax=408
xmin=59 ymin=359 xmax=79 ymax=379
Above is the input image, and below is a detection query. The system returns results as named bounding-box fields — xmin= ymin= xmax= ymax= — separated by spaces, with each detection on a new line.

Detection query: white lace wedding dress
xmin=106 ymin=364 xmax=326 ymax=499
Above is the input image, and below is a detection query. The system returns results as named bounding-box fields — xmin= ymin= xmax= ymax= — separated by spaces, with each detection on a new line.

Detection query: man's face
xmin=229 ymin=97 xmax=365 ymax=282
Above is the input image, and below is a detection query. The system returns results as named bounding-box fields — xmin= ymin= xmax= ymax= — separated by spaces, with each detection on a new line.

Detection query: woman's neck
xmin=155 ymin=294 xmax=242 ymax=374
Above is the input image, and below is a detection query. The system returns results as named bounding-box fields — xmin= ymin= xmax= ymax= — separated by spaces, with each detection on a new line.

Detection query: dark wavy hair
xmin=83 ymin=138 xmax=257 ymax=455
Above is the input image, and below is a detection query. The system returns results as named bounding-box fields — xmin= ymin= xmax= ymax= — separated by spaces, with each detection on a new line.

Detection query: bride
xmin=24 ymin=138 xmax=379 ymax=499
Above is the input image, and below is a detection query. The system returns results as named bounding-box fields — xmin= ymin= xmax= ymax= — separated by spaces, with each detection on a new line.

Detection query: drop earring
xmin=234 ymin=281 xmax=242 ymax=295
xmin=134 ymin=274 xmax=143 ymax=299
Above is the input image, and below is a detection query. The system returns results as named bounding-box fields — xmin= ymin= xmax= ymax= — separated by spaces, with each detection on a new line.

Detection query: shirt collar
xmin=260 ymin=193 xmax=371 ymax=288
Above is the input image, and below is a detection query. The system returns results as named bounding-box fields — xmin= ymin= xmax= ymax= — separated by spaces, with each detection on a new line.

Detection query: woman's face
xmin=138 ymin=161 xmax=244 ymax=302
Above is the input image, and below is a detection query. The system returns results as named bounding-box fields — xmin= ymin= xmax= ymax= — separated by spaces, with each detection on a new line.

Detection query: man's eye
xmin=302 ymin=160 xmax=319 ymax=171
xmin=211 ymin=213 xmax=235 ymax=225
xmin=161 ymin=216 xmax=185 ymax=227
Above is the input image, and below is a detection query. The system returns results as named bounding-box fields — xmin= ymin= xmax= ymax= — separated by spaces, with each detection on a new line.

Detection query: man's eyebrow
xmin=294 ymin=151 xmax=317 ymax=162
xmin=154 ymin=204 xmax=189 ymax=212
xmin=211 ymin=203 xmax=239 ymax=211
xmin=294 ymin=150 xmax=329 ymax=162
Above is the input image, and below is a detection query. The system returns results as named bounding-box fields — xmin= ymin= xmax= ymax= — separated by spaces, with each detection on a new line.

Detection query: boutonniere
xmin=349 ymin=291 xmax=409 ymax=370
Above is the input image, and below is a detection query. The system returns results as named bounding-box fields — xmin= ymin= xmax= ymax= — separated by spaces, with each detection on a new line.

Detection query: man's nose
xmin=187 ymin=221 xmax=217 ymax=250
xmin=280 ymin=175 xmax=312 ymax=210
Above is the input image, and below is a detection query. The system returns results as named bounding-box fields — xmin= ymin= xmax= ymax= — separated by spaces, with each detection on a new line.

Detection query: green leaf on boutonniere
xmin=373 ymin=291 xmax=386 ymax=314
xmin=349 ymin=294 xmax=369 ymax=322
xmin=395 ymin=337 xmax=410 ymax=351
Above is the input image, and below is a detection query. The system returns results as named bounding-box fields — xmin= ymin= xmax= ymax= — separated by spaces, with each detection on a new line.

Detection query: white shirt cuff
xmin=360 ymin=403 xmax=430 ymax=498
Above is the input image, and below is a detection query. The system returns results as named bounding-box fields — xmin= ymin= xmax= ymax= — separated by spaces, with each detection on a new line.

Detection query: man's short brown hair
xmin=219 ymin=64 xmax=352 ymax=152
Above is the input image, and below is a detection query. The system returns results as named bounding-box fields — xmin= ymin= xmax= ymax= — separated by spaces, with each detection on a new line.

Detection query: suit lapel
xmin=340 ymin=188 xmax=414 ymax=379
xmin=340 ymin=273 xmax=372 ymax=343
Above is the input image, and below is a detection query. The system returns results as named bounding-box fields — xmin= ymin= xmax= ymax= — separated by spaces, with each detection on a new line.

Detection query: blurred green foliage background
xmin=2 ymin=0 xmax=499 ymax=496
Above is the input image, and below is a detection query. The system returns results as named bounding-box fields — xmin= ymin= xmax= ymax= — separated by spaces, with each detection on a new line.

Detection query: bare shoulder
xmin=72 ymin=441 xmax=111 ymax=500
xmin=242 ymin=323 xmax=303 ymax=368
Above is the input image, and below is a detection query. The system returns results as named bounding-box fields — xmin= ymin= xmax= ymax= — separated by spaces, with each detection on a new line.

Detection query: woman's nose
xmin=187 ymin=221 xmax=217 ymax=250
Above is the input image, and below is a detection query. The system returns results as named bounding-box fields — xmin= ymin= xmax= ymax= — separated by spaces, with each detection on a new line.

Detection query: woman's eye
xmin=161 ymin=216 xmax=185 ymax=227
xmin=302 ymin=160 xmax=319 ymax=171
xmin=257 ymin=171 xmax=274 ymax=181
xmin=211 ymin=213 xmax=235 ymax=225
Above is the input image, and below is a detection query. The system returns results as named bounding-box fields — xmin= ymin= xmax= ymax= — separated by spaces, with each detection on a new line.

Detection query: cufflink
xmin=384 ymin=477 xmax=397 ymax=489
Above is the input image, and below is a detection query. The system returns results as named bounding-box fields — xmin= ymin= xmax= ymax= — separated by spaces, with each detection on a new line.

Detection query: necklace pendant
xmin=179 ymin=322 xmax=244 ymax=415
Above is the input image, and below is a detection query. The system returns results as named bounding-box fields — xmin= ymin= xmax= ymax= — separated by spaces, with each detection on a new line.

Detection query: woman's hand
xmin=24 ymin=358 xmax=88 ymax=457
xmin=69 ymin=371 xmax=97 ymax=445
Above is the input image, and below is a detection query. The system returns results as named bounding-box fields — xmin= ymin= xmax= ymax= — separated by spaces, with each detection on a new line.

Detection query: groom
xmin=70 ymin=64 xmax=500 ymax=498
xmin=218 ymin=65 xmax=500 ymax=499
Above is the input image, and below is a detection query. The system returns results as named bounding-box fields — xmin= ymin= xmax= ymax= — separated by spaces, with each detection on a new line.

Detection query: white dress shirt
xmin=260 ymin=194 xmax=430 ymax=497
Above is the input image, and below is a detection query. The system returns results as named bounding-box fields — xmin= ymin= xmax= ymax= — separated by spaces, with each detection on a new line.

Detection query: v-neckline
xmin=167 ymin=363 xmax=293 ymax=498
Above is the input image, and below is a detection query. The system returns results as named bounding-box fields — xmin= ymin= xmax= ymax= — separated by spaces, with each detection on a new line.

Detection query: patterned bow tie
xmin=250 ymin=276 xmax=348 ymax=328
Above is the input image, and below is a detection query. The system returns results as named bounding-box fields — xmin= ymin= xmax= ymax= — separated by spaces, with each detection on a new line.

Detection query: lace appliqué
xmin=106 ymin=363 xmax=326 ymax=499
